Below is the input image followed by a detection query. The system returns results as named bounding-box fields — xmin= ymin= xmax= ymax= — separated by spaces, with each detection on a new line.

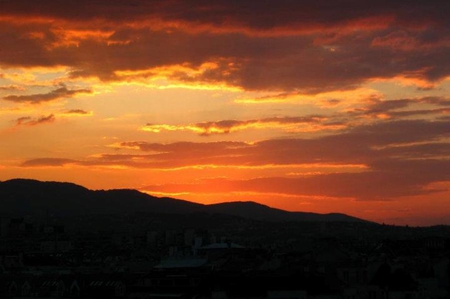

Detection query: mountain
xmin=0 ymin=178 xmax=370 ymax=223
xmin=0 ymin=178 xmax=202 ymax=216
xmin=208 ymin=201 xmax=366 ymax=222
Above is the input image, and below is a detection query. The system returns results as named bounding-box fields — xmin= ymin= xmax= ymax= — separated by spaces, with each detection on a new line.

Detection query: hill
xmin=0 ymin=178 xmax=370 ymax=223
xmin=208 ymin=201 xmax=366 ymax=222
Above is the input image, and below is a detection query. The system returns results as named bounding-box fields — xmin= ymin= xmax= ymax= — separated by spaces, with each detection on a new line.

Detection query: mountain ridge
xmin=0 ymin=178 xmax=372 ymax=224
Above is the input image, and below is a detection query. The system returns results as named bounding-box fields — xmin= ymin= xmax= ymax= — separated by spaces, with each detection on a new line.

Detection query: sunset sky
xmin=1 ymin=0 xmax=450 ymax=226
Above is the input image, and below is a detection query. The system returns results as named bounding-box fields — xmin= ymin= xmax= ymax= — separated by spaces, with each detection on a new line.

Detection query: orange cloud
xmin=112 ymin=62 xmax=242 ymax=91
xmin=140 ymin=155 xmax=450 ymax=200
xmin=142 ymin=116 xmax=343 ymax=135
xmin=235 ymin=88 xmax=382 ymax=106
xmin=0 ymin=2 xmax=449 ymax=93
xmin=20 ymin=118 xmax=450 ymax=200
xmin=48 ymin=28 xmax=116 ymax=49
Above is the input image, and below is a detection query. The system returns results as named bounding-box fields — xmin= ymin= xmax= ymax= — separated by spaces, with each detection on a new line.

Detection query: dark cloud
xmin=129 ymin=119 xmax=450 ymax=167
xmin=422 ymin=97 xmax=450 ymax=106
xmin=64 ymin=109 xmax=90 ymax=115
xmin=134 ymin=119 xmax=449 ymax=200
xmin=0 ymin=1 xmax=449 ymax=92
xmin=2 ymin=1 xmax=449 ymax=31
xmin=23 ymin=118 xmax=450 ymax=199
xmin=3 ymin=86 xmax=92 ymax=104
xmin=141 ymin=162 xmax=450 ymax=200
xmin=15 ymin=114 xmax=55 ymax=126
xmin=349 ymin=97 xmax=450 ymax=119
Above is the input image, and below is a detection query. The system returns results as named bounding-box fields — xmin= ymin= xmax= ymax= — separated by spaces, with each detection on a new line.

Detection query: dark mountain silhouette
xmin=0 ymin=178 xmax=371 ymax=223
xmin=0 ymin=179 xmax=201 ymax=217
xmin=207 ymin=201 xmax=365 ymax=222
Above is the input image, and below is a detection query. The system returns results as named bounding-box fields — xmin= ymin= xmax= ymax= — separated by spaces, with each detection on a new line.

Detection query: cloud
xmin=2 ymin=1 xmax=449 ymax=34
xmin=0 ymin=85 xmax=26 ymax=91
xmin=15 ymin=114 xmax=55 ymax=126
xmin=0 ymin=1 xmax=449 ymax=92
xmin=348 ymin=96 xmax=450 ymax=119
xmin=21 ymin=158 xmax=77 ymax=167
xmin=142 ymin=115 xmax=341 ymax=135
xmin=141 ymin=162 xmax=450 ymax=200
xmin=62 ymin=109 xmax=92 ymax=116
xmin=21 ymin=118 xmax=450 ymax=200
xmin=134 ymin=118 xmax=450 ymax=200
xmin=371 ymin=30 xmax=450 ymax=52
xmin=126 ymin=119 xmax=450 ymax=166
xmin=3 ymin=86 xmax=92 ymax=104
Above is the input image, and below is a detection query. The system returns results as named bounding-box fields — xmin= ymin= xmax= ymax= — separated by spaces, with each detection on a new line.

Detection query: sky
xmin=1 ymin=0 xmax=450 ymax=226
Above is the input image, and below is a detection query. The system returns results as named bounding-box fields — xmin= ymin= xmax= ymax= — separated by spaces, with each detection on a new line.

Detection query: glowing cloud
xmin=142 ymin=116 xmax=343 ymax=135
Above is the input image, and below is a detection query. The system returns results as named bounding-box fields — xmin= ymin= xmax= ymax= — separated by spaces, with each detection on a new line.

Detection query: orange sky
xmin=1 ymin=1 xmax=450 ymax=226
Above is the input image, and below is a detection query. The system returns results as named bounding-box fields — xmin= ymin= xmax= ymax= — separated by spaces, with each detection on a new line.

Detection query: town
xmin=1 ymin=211 xmax=449 ymax=299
